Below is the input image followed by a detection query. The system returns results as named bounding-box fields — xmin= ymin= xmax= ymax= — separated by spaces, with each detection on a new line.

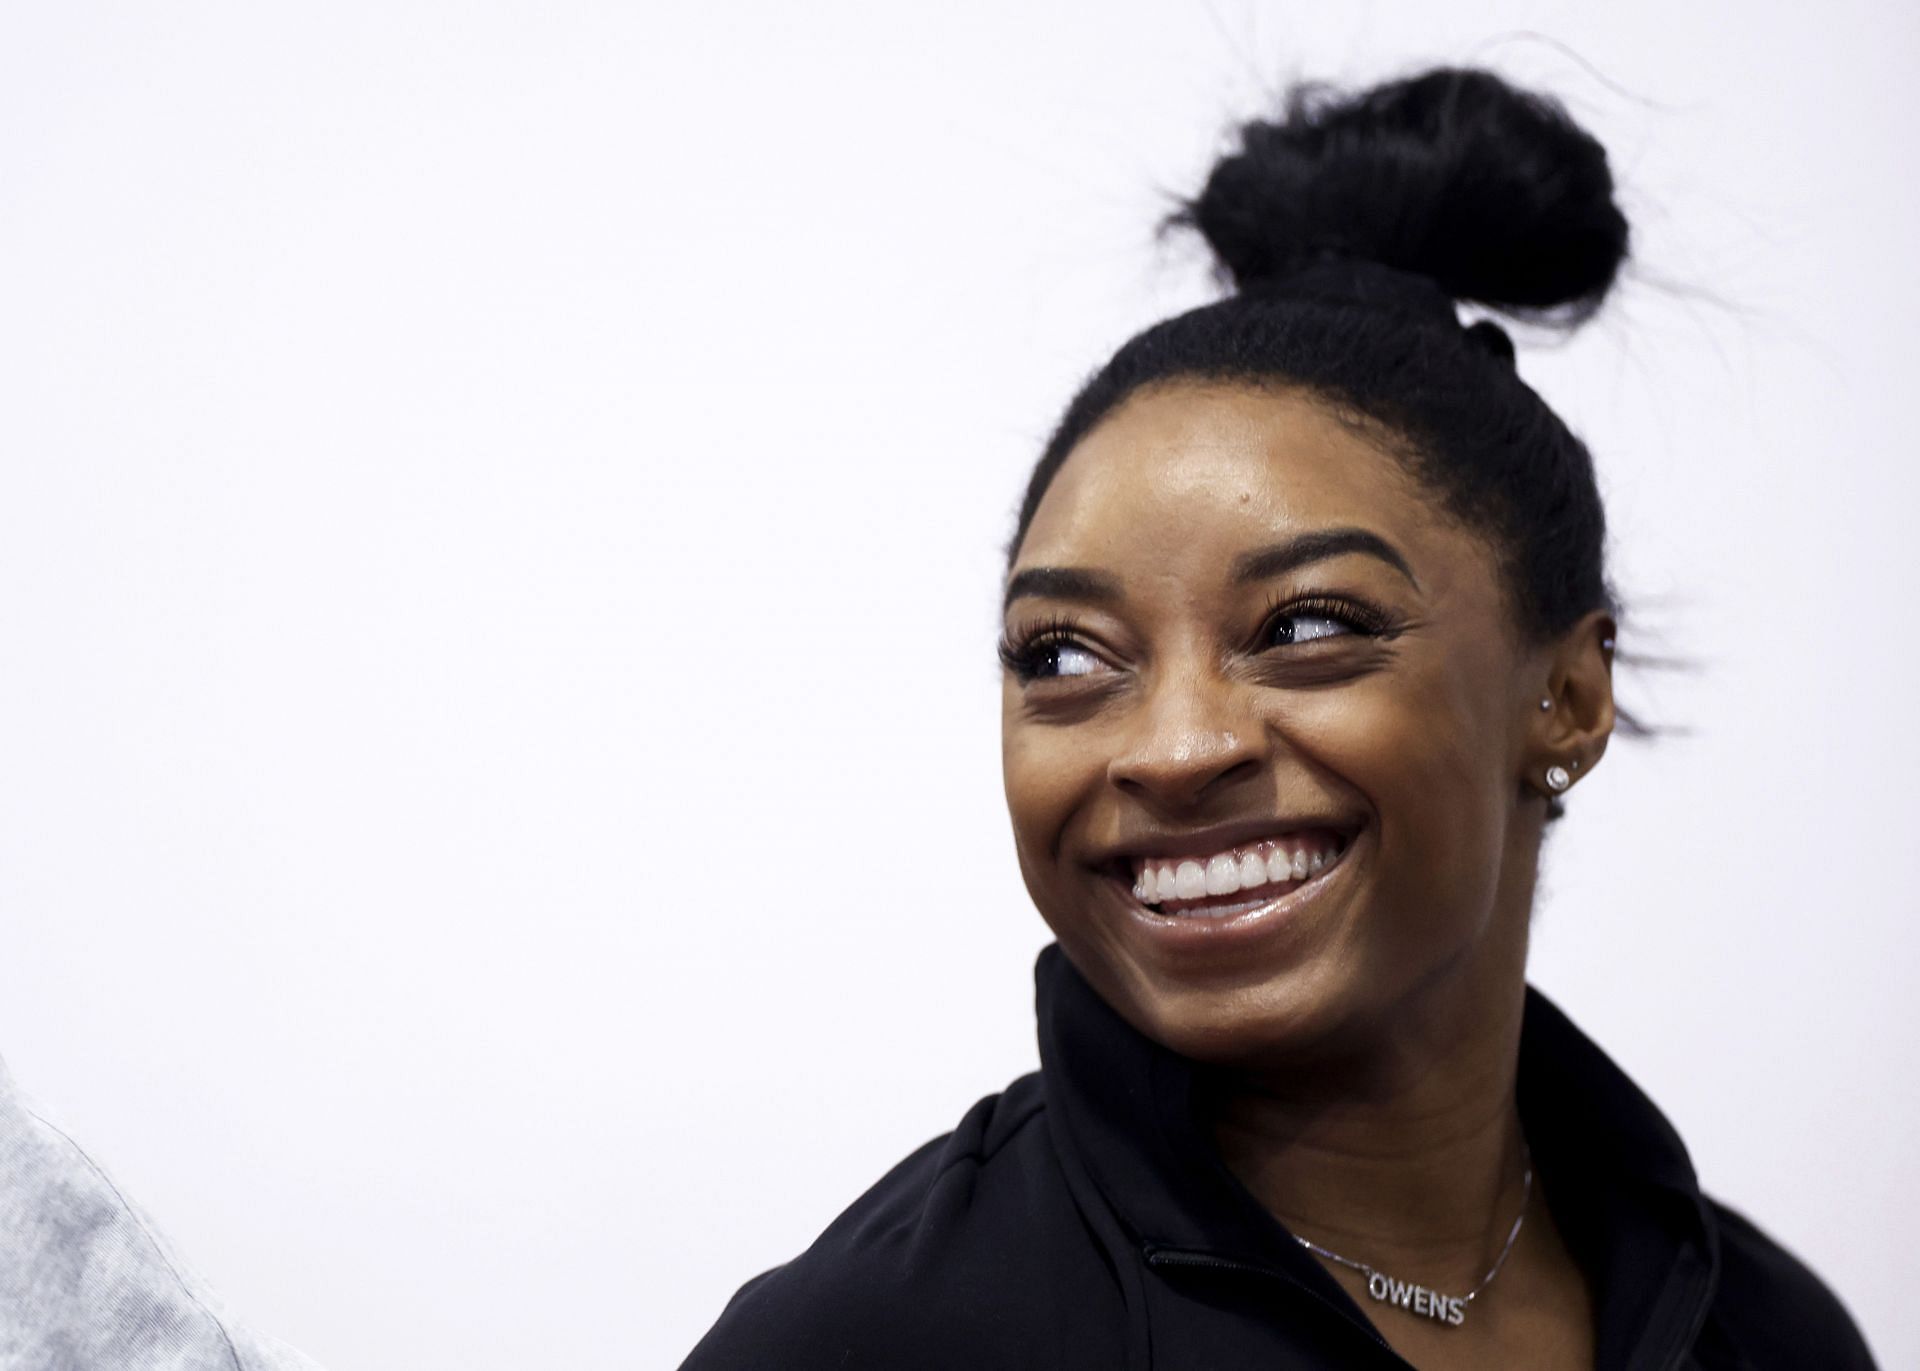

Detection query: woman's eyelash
xmin=1259 ymin=593 xmax=1396 ymax=640
xmin=999 ymin=595 xmax=1395 ymax=681
xmin=997 ymin=615 xmax=1089 ymax=679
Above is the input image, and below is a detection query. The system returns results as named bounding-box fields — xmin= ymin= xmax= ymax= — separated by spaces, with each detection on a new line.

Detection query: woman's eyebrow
xmin=1004 ymin=528 xmax=1417 ymax=611
xmin=1232 ymin=527 xmax=1420 ymax=589
xmin=1002 ymin=566 xmax=1122 ymax=611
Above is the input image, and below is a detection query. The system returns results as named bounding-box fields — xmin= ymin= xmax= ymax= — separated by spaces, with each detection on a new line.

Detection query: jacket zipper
xmin=1655 ymin=1253 xmax=1716 ymax=1371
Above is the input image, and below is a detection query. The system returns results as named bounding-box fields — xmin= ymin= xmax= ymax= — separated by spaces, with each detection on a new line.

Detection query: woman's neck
xmin=1206 ymin=970 xmax=1532 ymax=1289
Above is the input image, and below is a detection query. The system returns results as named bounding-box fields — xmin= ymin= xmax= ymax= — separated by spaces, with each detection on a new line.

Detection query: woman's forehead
xmin=1014 ymin=383 xmax=1443 ymax=577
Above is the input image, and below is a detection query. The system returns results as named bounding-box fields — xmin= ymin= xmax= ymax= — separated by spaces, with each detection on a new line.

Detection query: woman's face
xmin=1001 ymin=381 xmax=1574 ymax=1067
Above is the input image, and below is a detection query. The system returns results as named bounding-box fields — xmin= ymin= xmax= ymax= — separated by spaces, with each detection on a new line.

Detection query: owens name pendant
xmin=1364 ymin=1270 xmax=1468 ymax=1327
xmin=1292 ymin=1142 xmax=1534 ymax=1331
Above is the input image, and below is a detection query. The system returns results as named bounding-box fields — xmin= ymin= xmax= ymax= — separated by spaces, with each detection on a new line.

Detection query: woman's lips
xmin=1126 ymin=827 xmax=1349 ymax=915
xmin=1095 ymin=822 xmax=1360 ymax=960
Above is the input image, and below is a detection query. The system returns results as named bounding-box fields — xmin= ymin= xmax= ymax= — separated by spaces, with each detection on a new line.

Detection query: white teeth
xmin=1204 ymin=855 xmax=1240 ymax=896
xmin=1131 ymin=837 xmax=1345 ymax=907
xmin=1175 ymin=861 xmax=1207 ymax=900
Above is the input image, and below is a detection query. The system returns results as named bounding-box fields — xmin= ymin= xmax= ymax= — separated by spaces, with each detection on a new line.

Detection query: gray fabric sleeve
xmin=0 ymin=1059 xmax=325 ymax=1371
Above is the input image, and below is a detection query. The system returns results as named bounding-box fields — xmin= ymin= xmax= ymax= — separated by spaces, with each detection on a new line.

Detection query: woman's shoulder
xmin=678 ymin=1071 xmax=1126 ymax=1371
xmin=1701 ymin=1198 xmax=1878 ymax=1368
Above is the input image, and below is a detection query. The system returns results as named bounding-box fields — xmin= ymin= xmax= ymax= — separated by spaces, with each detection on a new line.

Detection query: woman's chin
xmin=1125 ymin=973 xmax=1358 ymax=1069
xmin=1051 ymin=930 xmax=1356 ymax=1070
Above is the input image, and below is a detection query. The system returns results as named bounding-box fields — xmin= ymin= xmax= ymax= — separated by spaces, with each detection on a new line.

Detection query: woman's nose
xmin=1105 ymin=674 xmax=1264 ymax=812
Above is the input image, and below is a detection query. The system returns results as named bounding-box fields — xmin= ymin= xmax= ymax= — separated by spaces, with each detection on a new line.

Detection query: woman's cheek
xmin=1288 ymin=676 xmax=1495 ymax=885
xmin=1357 ymin=689 xmax=1509 ymax=931
xmin=1002 ymin=726 xmax=1084 ymax=873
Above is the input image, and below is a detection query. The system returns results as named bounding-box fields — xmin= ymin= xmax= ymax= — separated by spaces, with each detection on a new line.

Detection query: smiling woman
xmin=1001 ymin=385 xmax=1560 ymax=1074
xmin=678 ymin=66 xmax=1878 ymax=1371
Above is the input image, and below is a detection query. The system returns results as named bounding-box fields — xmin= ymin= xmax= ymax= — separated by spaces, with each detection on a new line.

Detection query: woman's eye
xmin=1267 ymin=612 xmax=1353 ymax=646
xmin=1032 ymin=641 xmax=1105 ymax=678
xmin=1001 ymin=629 xmax=1113 ymax=683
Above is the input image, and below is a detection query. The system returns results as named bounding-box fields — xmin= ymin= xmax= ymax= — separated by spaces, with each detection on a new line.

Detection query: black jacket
xmin=681 ymin=944 xmax=1877 ymax=1369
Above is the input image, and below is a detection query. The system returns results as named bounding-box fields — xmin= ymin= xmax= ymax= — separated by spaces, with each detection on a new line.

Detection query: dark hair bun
xmin=1182 ymin=67 xmax=1629 ymax=321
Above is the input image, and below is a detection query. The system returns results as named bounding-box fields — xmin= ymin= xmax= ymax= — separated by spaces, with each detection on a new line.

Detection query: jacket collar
xmin=1035 ymin=942 xmax=1316 ymax=1264
xmin=1033 ymin=942 xmax=1716 ymax=1300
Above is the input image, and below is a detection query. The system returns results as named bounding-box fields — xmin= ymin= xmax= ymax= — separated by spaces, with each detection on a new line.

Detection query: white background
xmin=0 ymin=3 xmax=1913 ymax=1368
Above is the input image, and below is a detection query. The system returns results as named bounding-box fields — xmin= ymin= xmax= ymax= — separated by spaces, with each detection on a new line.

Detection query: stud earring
xmin=1544 ymin=764 xmax=1572 ymax=793
xmin=1538 ymin=697 xmax=1552 ymax=712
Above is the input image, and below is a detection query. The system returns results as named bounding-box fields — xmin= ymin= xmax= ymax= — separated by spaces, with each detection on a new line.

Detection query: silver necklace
xmin=1292 ymin=1144 xmax=1533 ymax=1329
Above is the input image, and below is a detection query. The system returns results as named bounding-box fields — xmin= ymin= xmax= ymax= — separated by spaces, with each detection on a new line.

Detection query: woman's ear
xmin=1527 ymin=610 xmax=1616 ymax=796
